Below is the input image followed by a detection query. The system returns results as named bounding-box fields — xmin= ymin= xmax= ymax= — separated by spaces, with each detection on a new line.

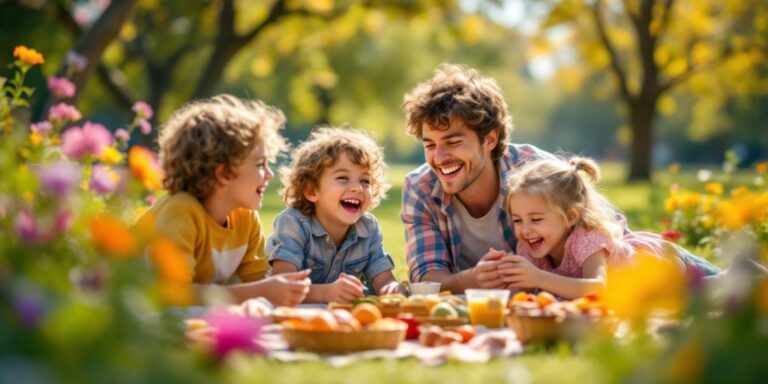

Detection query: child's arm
xmin=272 ymin=260 xmax=365 ymax=303
xmin=498 ymin=252 xmax=608 ymax=300
xmin=371 ymin=270 xmax=405 ymax=296
xmin=217 ymin=269 xmax=311 ymax=306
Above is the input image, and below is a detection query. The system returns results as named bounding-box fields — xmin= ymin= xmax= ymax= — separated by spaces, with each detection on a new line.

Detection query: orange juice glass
xmin=466 ymin=289 xmax=510 ymax=328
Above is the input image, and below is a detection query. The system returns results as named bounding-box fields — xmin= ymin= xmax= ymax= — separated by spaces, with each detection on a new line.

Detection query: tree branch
xmin=592 ymin=0 xmax=633 ymax=104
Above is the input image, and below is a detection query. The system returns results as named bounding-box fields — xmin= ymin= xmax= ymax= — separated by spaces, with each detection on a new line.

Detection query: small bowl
xmin=409 ymin=281 xmax=441 ymax=295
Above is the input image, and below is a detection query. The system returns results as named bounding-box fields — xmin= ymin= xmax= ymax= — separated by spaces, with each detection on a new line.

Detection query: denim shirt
xmin=266 ymin=208 xmax=395 ymax=293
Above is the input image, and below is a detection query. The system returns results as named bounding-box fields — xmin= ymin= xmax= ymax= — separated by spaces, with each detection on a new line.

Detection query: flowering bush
xmin=663 ymin=164 xmax=768 ymax=262
xmin=0 ymin=46 xmax=211 ymax=381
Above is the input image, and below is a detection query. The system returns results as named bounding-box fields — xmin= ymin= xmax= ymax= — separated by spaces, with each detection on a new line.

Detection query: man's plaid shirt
xmin=400 ymin=143 xmax=552 ymax=282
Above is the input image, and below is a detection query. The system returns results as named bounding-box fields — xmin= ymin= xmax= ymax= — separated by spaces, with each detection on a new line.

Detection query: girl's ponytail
xmin=570 ymin=156 xmax=600 ymax=184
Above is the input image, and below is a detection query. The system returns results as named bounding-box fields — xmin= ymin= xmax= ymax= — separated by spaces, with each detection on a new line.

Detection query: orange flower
xmin=13 ymin=45 xmax=44 ymax=65
xmin=756 ymin=161 xmax=768 ymax=174
xmin=148 ymin=237 xmax=193 ymax=305
xmin=148 ymin=237 xmax=192 ymax=284
xmin=704 ymin=182 xmax=723 ymax=196
xmin=128 ymin=146 xmax=162 ymax=191
xmin=89 ymin=214 xmax=138 ymax=259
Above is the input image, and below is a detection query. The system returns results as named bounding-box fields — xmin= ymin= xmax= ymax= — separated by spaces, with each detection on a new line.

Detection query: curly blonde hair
xmin=504 ymin=156 xmax=624 ymax=244
xmin=279 ymin=127 xmax=390 ymax=216
xmin=403 ymin=64 xmax=512 ymax=160
xmin=158 ymin=94 xmax=288 ymax=200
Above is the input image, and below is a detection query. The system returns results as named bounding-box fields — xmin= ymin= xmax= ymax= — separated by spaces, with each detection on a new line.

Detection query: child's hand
xmin=377 ymin=281 xmax=405 ymax=296
xmin=497 ymin=254 xmax=541 ymax=289
xmin=470 ymin=248 xmax=507 ymax=289
xmin=262 ymin=270 xmax=311 ymax=307
xmin=325 ymin=273 xmax=366 ymax=303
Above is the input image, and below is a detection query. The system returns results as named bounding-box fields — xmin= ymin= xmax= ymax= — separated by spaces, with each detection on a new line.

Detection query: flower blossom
xmin=48 ymin=102 xmax=82 ymax=123
xmin=132 ymin=101 xmax=154 ymax=120
xmin=138 ymin=118 xmax=152 ymax=135
xmin=13 ymin=45 xmax=44 ymax=65
xmin=205 ymin=310 xmax=266 ymax=358
xmin=34 ymin=162 xmax=81 ymax=197
xmin=47 ymin=76 xmax=76 ymax=98
xmin=31 ymin=121 xmax=52 ymax=134
xmin=89 ymin=165 xmax=120 ymax=195
xmin=61 ymin=121 xmax=113 ymax=160
xmin=114 ymin=128 xmax=130 ymax=144
xmin=66 ymin=50 xmax=87 ymax=72
xmin=128 ymin=146 xmax=162 ymax=190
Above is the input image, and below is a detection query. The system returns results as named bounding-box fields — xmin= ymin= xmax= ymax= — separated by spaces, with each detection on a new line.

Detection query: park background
xmin=2 ymin=0 xmax=767 ymax=382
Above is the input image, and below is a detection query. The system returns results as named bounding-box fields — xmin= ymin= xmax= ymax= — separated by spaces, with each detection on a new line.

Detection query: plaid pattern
xmin=400 ymin=143 xmax=553 ymax=282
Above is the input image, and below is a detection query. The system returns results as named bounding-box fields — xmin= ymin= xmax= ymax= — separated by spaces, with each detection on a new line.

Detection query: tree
xmin=532 ymin=0 xmax=768 ymax=180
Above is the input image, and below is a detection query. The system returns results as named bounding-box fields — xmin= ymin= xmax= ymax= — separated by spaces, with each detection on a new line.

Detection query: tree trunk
xmin=627 ymin=101 xmax=656 ymax=181
xmin=61 ymin=0 xmax=138 ymax=104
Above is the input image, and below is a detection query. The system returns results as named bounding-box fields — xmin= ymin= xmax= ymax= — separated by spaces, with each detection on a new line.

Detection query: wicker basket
xmin=507 ymin=315 xmax=615 ymax=344
xmin=282 ymin=325 xmax=407 ymax=353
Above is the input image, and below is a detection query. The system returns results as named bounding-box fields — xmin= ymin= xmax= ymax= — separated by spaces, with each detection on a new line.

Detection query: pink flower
xmin=34 ymin=162 xmax=81 ymax=196
xmin=48 ymin=102 xmax=82 ymax=122
xmin=132 ymin=101 xmax=154 ymax=120
xmin=61 ymin=121 xmax=114 ymax=160
xmin=66 ymin=50 xmax=87 ymax=72
xmin=14 ymin=209 xmax=40 ymax=244
xmin=205 ymin=310 xmax=266 ymax=359
xmin=31 ymin=121 xmax=52 ymax=134
xmin=114 ymin=128 xmax=130 ymax=143
xmin=47 ymin=76 xmax=76 ymax=98
xmin=138 ymin=118 xmax=152 ymax=135
xmin=53 ymin=209 xmax=73 ymax=235
xmin=89 ymin=165 xmax=120 ymax=195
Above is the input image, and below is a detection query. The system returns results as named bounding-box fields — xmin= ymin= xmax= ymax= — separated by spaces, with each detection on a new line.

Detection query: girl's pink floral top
xmin=516 ymin=226 xmax=682 ymax=278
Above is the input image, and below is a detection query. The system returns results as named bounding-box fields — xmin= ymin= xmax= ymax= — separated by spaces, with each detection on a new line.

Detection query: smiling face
xmin=422 ymin=119 xmax=497 ymax=196
xmin=305 ymin=152 xmax=372 ymax=232
xmin=507 ymin=192 xmax=578 ymax=263
xmin=220 ymin=144 xmax=273 ymax=211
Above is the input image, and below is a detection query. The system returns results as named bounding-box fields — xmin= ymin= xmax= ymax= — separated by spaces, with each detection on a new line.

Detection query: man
xmin=400 ymin=64 xmax=552 ymax=293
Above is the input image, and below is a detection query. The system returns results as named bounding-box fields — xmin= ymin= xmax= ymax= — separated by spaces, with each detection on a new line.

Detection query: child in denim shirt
xmin=266 ymin=127 xmax=404 ymax=303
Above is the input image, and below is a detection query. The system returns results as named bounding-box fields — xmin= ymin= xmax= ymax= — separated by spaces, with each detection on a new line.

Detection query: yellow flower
xmin=605 ymin=252 xmax=687 ymax=325
xmin=664 ymin=336 xmax=704 ymax=382
xmin=757 ymin=277 xmax=768 ymax=314
xmin=13 ymin=45 xmax=44 ymax=65
xmin=704 ymin=182 xmax=723 ymax=196
xmin=89 ymin=214 xmax=138 ymax=259
xmin=681 ymin=192 xmax=701 ymax=209
xmin=28 ymin=131 xmax=43 ymax=146
xmin=756 ymin=161 xmax=768 ymax=174
xmin=664 ymin=195 xmax=679 ymax=213
xmin=98 ymin=146 xmax=123 ymax=165
xmin=700 ymin=215 xmax=714 ymax=229
xmin=128 ymin=146 xmax=162 ymax=191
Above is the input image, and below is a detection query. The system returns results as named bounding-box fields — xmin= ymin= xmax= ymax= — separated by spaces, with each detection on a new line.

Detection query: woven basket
xmin=282 ymin=325 xmax=407 ymax=353
xmin=507 ymin=315 xmax=615 ymax=344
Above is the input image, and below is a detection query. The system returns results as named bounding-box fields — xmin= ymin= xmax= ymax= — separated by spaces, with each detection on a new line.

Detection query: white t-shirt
xmin=452 ymin=198 xmax=505 ymax=271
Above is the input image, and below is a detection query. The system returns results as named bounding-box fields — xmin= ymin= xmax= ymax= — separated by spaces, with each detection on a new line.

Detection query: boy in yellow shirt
xmin=139 ymin=94 xmax=309 ymax=306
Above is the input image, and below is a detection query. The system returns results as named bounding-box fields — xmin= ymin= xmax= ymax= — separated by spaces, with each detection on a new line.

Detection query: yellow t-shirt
xmin=139 ymin=192 xmax=268 ymax=284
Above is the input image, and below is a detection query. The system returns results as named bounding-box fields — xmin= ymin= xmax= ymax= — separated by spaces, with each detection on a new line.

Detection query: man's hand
xmin=261 ymin=270 xmax=311 ymax=307
xmin=498 ymin=254 xmax=541 ymax=289
xmin=470 ymin=248 xmax=507 ymax=289
xmin=377 ymin=280 xmax=405 ymax=296
xmin=324 ymin=273 xmax=366 ymax=303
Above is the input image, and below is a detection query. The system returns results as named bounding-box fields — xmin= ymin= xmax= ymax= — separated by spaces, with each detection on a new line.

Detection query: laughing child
xmin=266 ymin=127 xmax=404 ymax=303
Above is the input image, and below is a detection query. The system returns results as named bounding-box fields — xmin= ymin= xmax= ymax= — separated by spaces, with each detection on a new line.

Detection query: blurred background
xmin=3 ymin=0 xmax=766 ymax=182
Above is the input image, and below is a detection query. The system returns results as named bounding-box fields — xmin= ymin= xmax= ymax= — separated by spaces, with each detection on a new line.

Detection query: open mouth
xmin=527 ymin=238 xmax=544 ymax=251
xmin=340 ymin=198 xmax=361 ymax=213
xmin=256 ymin=186 xmax=267 ymax=196
xmin=439 ymin=163 xmax=463 ymax=176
